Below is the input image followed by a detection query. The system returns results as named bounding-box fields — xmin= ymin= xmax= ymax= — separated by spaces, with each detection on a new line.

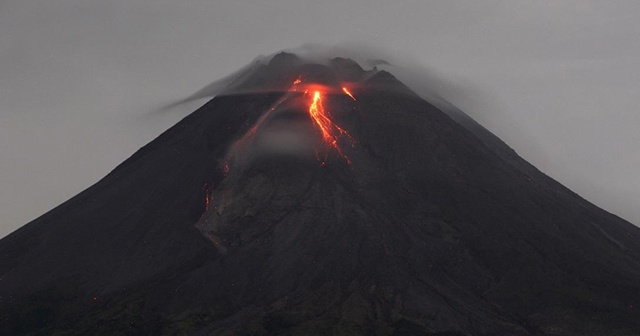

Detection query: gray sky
xmin=1 ymin=1 xmax=639 ymax=238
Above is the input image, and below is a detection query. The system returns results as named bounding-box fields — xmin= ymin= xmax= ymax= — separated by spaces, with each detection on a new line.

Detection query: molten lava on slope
xmin=224 ymin=77 xmax=358 ymax=169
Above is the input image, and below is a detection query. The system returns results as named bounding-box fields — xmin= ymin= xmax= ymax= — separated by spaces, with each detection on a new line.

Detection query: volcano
xmin=1 ymin=52 xmax=640 ymax=335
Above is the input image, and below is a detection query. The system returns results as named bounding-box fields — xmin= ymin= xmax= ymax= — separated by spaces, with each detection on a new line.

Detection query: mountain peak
xmin=267 ymin=51 xmax=301 ymax=67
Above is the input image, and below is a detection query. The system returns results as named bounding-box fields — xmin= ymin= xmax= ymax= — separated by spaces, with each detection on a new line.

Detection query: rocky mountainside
xmin=1 ymin=53 xmax=639 ymax=335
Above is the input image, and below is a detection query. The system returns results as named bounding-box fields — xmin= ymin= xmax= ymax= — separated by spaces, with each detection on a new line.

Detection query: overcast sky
xmin=1 ymin=1 xmax=639 ymax=238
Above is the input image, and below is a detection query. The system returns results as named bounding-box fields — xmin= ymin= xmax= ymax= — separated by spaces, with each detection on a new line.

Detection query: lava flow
xmin=222 ymin=78 xmax=357 ymax=172
xmin=342 ymin=87 xmax=356 ymax=101
xmin=306 ymin=89 xmax=354 ymax=164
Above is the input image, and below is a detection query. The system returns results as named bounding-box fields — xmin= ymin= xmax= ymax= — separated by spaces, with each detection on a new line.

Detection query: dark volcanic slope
xmin=1 ymin=53 xmax=640 ymax=336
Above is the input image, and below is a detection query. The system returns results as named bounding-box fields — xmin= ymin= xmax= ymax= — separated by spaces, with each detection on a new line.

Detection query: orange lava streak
xmin=307 ymin=90 xmax=353 ymax=164
xmin=229 ymin=78 xmax=356 ymax=167
xmin=342 ymin=87 xmax=356 ymax=100
xmin=203 ymin=183 xmax=214 ymax=211
xmin=205 ymin=193 xmax=212 ymax=210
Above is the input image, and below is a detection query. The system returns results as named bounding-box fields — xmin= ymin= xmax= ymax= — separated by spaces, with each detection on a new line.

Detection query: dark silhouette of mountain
xmin=1 ymin=53 xmax=640 ymax=335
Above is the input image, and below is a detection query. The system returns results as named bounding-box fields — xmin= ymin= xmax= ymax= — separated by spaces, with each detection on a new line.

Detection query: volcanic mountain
xmin=1 ymin=53 xmax=640 ymax=335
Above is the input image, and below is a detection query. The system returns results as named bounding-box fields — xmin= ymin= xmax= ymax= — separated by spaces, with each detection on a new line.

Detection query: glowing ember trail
xmin=203 ymin=184 xmax=214 ymax=211
xmin=306 ymin=90 xmax=354 ymax=164
xmin=205 ymin=193 xmax=212 ymax=210
xmin=342 ymin=87 xmax=356 ymax=101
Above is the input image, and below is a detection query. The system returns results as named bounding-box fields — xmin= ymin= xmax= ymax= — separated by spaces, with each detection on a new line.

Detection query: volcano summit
xmin=1 ymin=52 xmax=639 ymax=335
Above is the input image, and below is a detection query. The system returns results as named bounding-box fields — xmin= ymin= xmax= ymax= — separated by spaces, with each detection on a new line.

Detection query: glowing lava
xmin=203 ymin=184 xmax=214 ymax=211
xmin=205 ymin=193 xmax=212 ymax=210
xmin=306 ymin=89 xmax=354 ymax=165
xmin=342 ymin=87 xmax=356 ymax=101
xmin=204 ymin=78 xmax=357 ymax=217
xmin=224 ymin=78 xmax=357 ymax=169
